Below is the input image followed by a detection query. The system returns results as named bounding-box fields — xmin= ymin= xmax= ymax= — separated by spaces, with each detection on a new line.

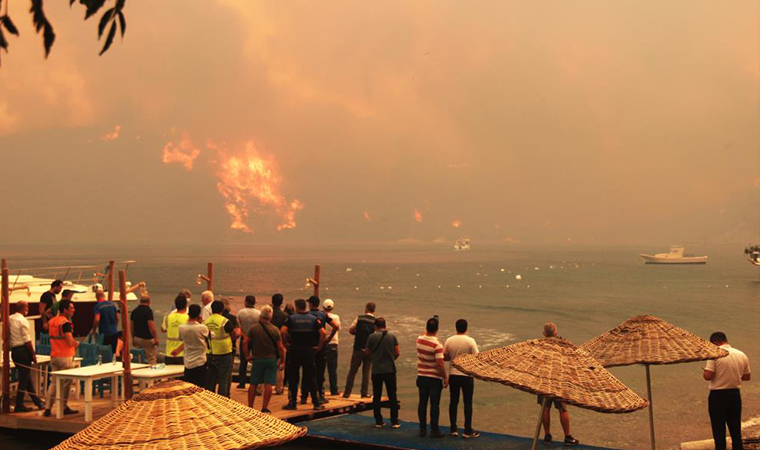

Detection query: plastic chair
xmin=130 ymin=348 xmax=146 ymax=364
xmin=95 ymin=345 xmax=116 ymax=398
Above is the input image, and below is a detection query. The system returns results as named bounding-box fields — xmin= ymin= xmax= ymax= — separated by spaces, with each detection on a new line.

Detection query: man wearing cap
xmin=323 ymin=299 xmax=341 ymax=396
xmin=44 ymin=299 xmax=79 ymax=417
xmin=10 ymin=301 xmax=45 ymax=412
xmin=704 ymin=331 xmax=751 ymax=450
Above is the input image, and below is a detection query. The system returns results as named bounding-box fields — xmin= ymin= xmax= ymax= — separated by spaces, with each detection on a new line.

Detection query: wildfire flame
xmin=452 ymin=219 xmax=461 ymax=228
xmin=210 ymin=141 xmax=303 ymax=233
xmin=413 ymin=208 xmax=423 ymax=223
xmin=364 ymin=210 xmax=371 ymax=221
xmin=162 ymin=133 xmax=200 ymax=171
xmin=101 ymin=125 xmax=121 ymax=141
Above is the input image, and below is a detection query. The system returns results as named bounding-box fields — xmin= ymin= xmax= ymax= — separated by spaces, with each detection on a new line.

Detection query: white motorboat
xmin=745 ymin=245 xmax=760 ymax=266
xmin=639 ymin=246 xmax=707 ymax=265
xmin=6 ymin=262 xmax=140 ymax=336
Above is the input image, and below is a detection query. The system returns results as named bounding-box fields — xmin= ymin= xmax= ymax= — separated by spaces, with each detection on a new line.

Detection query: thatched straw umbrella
xmin=453 ymin=336 xmax=648 ymax=450
xmin=50 ymin=380 xmax=307 ymax=450
xmin=581 ymin=315 xmax=728 ymax=450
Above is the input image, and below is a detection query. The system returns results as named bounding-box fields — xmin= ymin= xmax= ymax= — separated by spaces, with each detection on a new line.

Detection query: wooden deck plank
xmin=0 ymin=387 xmax=387 ymax=434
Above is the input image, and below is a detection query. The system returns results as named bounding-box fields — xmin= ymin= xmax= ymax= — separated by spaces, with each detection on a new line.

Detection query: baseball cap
xmin=323 ymin=299 xmax=335 ymax=310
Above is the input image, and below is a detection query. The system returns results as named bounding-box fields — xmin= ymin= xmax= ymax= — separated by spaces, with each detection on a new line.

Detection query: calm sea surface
xmin=1 ymin=243 xmax=758 ymax=450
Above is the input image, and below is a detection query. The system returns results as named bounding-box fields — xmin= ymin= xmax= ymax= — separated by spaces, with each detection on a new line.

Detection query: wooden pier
xmin=0 ymin=389 xmax=388 ymax=434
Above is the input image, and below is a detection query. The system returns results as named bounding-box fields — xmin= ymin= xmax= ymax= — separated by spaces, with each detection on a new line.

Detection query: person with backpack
xmin=343 ymin=302 xmax=376 ymax=398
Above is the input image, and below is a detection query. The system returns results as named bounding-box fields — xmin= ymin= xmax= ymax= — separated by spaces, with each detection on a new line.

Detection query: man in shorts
xmin=539 ymin=322 xmax=578 ymax=446
xmin=243 ymin=305 xmax=285 ymax=412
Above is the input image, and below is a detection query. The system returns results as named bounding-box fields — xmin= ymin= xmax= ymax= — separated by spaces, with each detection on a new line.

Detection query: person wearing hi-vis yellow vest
xmin=206 ymin=300 xmax=238 ymax=397
xmin=164 ymin=295 xmax=189 ymax=365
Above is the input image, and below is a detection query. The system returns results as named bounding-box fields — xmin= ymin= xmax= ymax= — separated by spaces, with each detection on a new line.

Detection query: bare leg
xmin=542 ymin=407 xmax=551 ymax=434
xmin=262 ymin=384 xmax=273 ymax=410
xmin=248 ymin=384 xmax=258 ymax=408
xmin=115 ymin=339 xmax=124 ymax=360
xmin=559 ymin=410 xmax=571 ymax=437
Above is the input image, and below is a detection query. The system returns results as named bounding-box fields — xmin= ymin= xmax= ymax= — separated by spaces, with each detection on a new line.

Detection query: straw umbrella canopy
xmin=581 ymin=315 xmax=728 ymax=450
xmin=51 ymin=380 xmax=307 ymax=450
xmin=453 ymin=336 xmax=648 ymax=450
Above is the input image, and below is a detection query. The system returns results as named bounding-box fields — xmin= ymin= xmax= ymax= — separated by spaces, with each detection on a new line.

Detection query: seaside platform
xmin=0 ymin=389 xmax=388 ymax=434
xmin=305 ymin=414 xmax=624 ymax=450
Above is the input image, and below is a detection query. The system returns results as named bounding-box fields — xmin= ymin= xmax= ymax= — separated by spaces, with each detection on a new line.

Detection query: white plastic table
xmin=51 ymin=362 xmax=148 ymax=421
xmin=132 ymin=364 xmax=185 ymax=388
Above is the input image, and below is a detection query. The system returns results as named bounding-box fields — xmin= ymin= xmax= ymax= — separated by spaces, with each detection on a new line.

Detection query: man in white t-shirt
xmin=236 ymin=295 xmax=261 ymax=389
xmin=443 ymin=319 xmax=480 ymax=438
xmin=323 ymin=299 xmax=342 ymax=396
xmin=703 ymin=331 xmax=751 ymax=450
xmin=173 ymin=304 xmax=211 ymax=388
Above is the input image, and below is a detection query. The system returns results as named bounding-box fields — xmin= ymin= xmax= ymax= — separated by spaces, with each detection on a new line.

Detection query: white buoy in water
xmin=515 ymin=274 xmax=522 ymax=280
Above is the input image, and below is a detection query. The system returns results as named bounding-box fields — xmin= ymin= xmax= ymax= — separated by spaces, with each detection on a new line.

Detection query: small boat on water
xmin=454 ymin=238 xmax=471 ymax=251
xmin=745 ymin=245 xmax=760 ymax=266
xmin=639 ymin=245 xmax=707 ymax=265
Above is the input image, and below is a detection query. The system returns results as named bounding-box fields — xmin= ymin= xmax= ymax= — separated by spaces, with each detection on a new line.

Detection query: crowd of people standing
xmin=6 ymin=279 xmax=751 ymax=450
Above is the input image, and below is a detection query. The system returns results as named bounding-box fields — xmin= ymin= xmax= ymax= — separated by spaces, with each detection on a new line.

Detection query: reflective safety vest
xmin=49 ymin=315 xmax=76 ymax=358
xmin=166 ymin=311 xmax=189 ymax=356
xmin=205 ymin=314 xmax=232 ymax=355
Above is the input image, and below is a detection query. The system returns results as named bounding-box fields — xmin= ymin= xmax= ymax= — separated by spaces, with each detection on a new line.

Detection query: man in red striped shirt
xmin=416 ymin=316 xmax=448 ymax=438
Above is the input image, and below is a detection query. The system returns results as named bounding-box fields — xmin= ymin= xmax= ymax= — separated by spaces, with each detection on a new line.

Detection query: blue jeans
xmin=417 ymin=376 xmax=443 ymax=431
xmin=325 ymin=344 xmax=339 ymax=395
xmin=208 ymin=353 xmax=233 ymax=397
xmin=237 ymin=337 xmax=248 ymax=387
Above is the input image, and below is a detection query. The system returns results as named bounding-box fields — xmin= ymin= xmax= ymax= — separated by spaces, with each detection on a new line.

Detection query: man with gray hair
xmin=243 ymin=305 xmax=285 ymax=413
xmin=200 ymin=290 xmax=214 ymax=321
xmin=538 ymin=322 xmax=578 ymax=446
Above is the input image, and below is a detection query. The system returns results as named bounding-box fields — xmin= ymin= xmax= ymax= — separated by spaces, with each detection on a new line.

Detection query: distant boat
xmin=454 ymin=238 xmax=471 ymax=251
xmin=639 ymin=245 xmax=707 ymax=265
xmin=745 ymin=245 xmax=760 ymax=266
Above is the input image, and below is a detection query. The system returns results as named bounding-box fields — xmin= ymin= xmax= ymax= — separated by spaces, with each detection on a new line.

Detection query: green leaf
xmin=98 ymin=7 xmax=114 ymax=38
xmin=117 ymin=11 xmax=126 ymax=37
xmin=99 ymin=21 xmax=116 ymax=55
xmin=2 ymin=15 xmax=19 ymax=36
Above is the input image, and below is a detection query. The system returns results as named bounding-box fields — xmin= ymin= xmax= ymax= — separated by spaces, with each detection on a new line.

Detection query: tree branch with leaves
xmin=0 ymin=0 xmax=128 ymax=67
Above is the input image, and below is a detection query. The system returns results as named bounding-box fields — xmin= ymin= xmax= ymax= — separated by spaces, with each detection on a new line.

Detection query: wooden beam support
xmin=1 ymin=259 xmax=10 ymax=413
xmin=118 ymin=271 xmax=133 ymax=399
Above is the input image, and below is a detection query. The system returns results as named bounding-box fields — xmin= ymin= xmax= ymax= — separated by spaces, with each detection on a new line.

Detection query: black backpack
xmin=353 ymin=314 xmax=376 ymax=350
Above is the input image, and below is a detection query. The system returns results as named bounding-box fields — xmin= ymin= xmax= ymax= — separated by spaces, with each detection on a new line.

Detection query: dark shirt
xmin=272 ymin=308 xmax=289 ymax=328
xmin=366 ymin=330 xmax=399 ymax=374
xmin=94 ymin=301 xmax=119 ymax=336
xmin=40 ymin=291 xmax=55 ymax=311
xmin=130 ymin=304 xmax=154 ymax=340
xmin=222 ymin=310 xmax=238 ymax=334
xmin=247 ymin=322 xmax=281 ymax=359
xmin=284 ymin=312 xmax=320 ymax=347
xmin=308 ymin=308 xmax=335 ymax=330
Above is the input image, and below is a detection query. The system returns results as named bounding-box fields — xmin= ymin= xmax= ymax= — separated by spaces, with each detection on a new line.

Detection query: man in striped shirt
xmin=416 ymin=316 xmax=448 ymax=438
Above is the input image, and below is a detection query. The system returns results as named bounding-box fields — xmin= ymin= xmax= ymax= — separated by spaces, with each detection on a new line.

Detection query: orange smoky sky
xmin=0 ymin=0 xmax=757 ymax=245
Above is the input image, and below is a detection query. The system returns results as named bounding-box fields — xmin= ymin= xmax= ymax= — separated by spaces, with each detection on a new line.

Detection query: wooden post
xmin=118 ymin=271 xmax=133 ymax=400
xmin=646 ymin=364 xmax=656 ymax=450
xmin=313 ymin=265 xmax=321 ymax=297
xmin=207 ymin=262 xmax=214 ymax=292
xmin=107 ymin=260 xmax=115 ymax=301
xmin=1 ymin=259 xmax=10 ymax=413
xmin=531 ymin=397 xmax=549 ymax=450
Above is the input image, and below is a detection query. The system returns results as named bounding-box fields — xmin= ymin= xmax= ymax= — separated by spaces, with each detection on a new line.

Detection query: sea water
xmin=1 ymin=243 xmax=758 ymax=450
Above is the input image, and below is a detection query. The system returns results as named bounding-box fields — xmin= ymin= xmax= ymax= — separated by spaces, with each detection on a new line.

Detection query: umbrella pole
xmin=531 ymin=397 xmax=549 ymax=450
xmin=645 ymin=364 xmax=655 ymax=450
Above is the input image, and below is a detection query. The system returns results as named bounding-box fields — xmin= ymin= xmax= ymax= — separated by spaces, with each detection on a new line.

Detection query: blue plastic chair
xmin=130 ymin=348 xmax=146 ymax=364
